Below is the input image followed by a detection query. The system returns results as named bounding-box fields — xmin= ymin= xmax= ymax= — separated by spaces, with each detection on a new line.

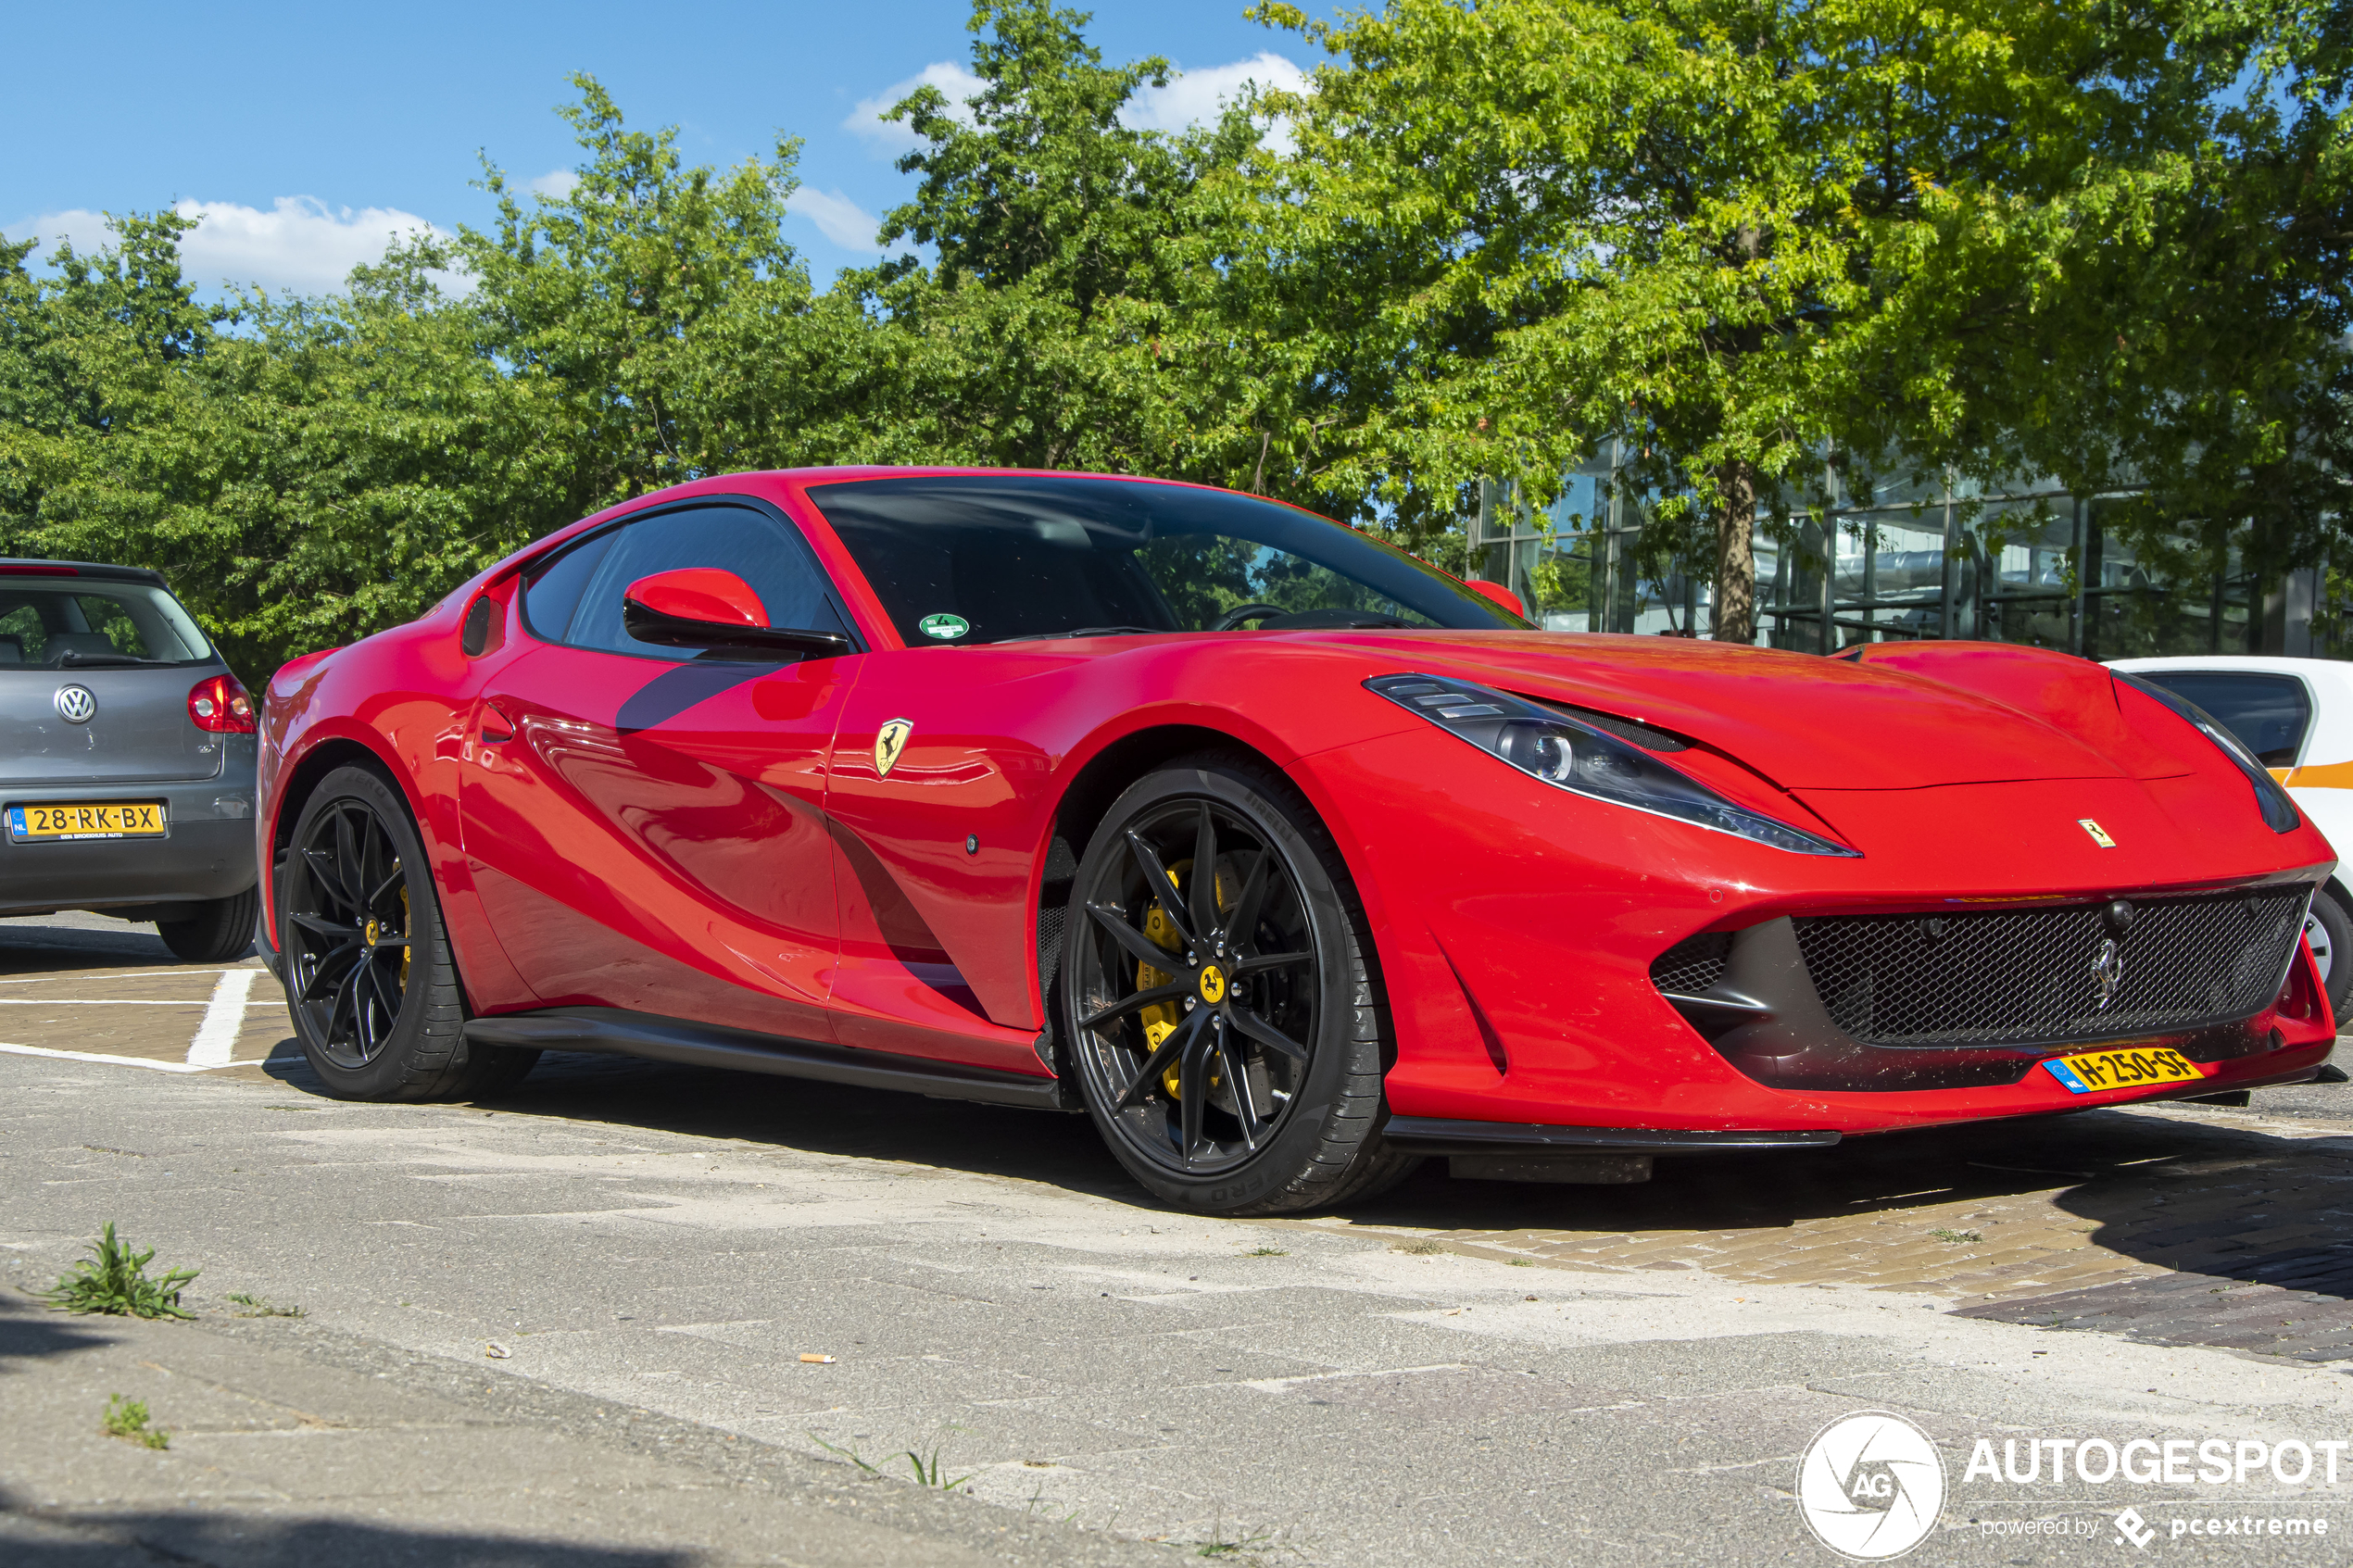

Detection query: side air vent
xmin=1648 ymin=932 xmax=1732 ymax=997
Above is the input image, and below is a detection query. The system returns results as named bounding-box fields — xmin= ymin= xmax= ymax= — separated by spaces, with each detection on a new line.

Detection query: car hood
xmin=1310 ymin=631 xmax=2132 ymax=790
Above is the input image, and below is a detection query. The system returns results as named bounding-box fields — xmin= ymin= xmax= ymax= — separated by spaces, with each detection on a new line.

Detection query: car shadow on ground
xmin=263 ymin=1045 xmax=2353 ymax=1271
xmin=0 ymin=1297 xmax=121 ymax=1367
xmin=0 ymin=920 xmax=245 ymax=976
xmin=0 ymin=1492 xmax=695 ymax=1568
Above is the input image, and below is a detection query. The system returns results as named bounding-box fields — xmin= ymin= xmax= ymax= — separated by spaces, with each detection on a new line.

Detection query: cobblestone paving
xmin=1300 ymin=1088 xmax=2353 ymax=1361
xmin=0 ymin=914 xmax=291 ymax=1075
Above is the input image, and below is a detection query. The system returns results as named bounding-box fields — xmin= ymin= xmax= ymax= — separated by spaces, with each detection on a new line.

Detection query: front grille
xmin=1650 ymin=933 xmax=1731 ymax=997
xmin=1792 ymin=889 xmax=2309 ymax=1047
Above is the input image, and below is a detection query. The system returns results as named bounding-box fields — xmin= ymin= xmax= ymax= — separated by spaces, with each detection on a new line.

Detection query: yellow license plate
xmin=6 ymin=802 xmax=168 ymax=842
xmin=2042 ymin=1045 xmax=2205 ymax=1095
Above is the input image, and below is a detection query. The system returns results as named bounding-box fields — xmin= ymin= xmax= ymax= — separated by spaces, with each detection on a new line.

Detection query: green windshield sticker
xmin=918 ymin=613 xmax=970 ymax=641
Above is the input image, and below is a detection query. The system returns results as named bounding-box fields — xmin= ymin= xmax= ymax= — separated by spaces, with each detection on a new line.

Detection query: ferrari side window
xmin=521 ymin=531 xmax=614 ymax=643
xmin=809 ymin=474 xmax=1529 ymax=644
xmin=565 ymin=504 xmax=854 ymax=661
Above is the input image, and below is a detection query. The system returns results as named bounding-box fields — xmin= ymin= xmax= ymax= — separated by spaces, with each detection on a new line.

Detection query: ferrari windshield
xmin=805 ymin=475 xmax=1526 ymax=644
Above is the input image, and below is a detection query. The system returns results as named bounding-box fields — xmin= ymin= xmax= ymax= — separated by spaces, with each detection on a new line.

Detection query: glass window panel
xmin=2139 ymin=671 xmax=2310 ymax=765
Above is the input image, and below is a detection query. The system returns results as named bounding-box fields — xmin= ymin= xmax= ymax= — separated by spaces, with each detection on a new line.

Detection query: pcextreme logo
xmin=1797 ymin=1411 xmax=1946 ymax=1560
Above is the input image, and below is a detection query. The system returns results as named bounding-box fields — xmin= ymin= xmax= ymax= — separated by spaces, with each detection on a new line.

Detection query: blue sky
xmin=4 ymin=1 xmax=1339 ymax=295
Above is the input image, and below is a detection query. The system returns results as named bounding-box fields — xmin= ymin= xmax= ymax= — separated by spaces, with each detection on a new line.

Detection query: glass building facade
xmin=1471 ymin=443 xmax=2327 ymax=657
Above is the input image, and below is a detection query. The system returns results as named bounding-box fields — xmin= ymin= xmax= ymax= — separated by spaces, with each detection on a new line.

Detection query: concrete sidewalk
xmin=12 ymin=1012 xmax=2353 ymax=1564
xmin=0 ymin=1294 xmax=1176 ymax=1567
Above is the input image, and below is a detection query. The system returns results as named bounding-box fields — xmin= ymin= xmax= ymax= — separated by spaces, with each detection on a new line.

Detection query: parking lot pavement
xmin=0 ymin=913 xmax=291 ymax=1077
xmin=9 ymin=918 xmax=2353 ymax=1566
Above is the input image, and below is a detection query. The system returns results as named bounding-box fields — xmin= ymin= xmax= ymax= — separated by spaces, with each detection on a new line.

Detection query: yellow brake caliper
xmin=1137 ymin=862 xmax=1229 ymax=1099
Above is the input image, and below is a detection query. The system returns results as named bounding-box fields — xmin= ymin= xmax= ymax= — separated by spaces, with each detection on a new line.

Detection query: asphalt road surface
xmin=6 ymin=912 xmax=2353 ymax=1566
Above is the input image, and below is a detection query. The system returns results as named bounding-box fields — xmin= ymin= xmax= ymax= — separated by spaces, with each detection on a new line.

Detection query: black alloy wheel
xmin=1063 ymin=754 xmax=1416 ymax=1213
xmin=286 ymin=793 xmax=413 ymax=1068
xmin=279 ymin=765 xmax=535 ymax=1100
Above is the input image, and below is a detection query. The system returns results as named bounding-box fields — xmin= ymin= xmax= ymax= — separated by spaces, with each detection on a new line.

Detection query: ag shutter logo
xmin=1797 ymin=1411 xmax=1945 ymax=1561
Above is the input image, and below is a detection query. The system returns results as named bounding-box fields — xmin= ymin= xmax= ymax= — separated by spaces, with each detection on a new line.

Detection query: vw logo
xmin=2092 ymin=937 xmax=2124 ymax=1010
xmin=53 ymin=684 xmax=95 ymax=724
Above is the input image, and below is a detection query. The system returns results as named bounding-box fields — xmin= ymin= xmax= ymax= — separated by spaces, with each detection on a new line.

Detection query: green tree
xmin=1244 ymin=0 xmax=2284 ymax=640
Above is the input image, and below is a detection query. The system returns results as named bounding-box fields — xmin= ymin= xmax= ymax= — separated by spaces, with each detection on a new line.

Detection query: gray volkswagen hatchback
xmin=0 ymin=560 xmax=258 ymax=962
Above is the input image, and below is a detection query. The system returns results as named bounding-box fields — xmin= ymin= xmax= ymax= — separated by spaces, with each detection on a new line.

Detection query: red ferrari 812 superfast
xmin=256 ymin=469 xmax=2338 ymax=1214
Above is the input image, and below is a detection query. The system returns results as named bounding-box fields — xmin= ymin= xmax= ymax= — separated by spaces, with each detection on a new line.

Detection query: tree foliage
xmin=3 ymin=0 xmax=2351 ymax=673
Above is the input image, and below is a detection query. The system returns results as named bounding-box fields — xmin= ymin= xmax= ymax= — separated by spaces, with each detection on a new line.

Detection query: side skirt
xmin=463 ymin=1007 xmax=1072 ymax=1112
xmin=1380 ymin=1118 xmax=1841 ymax=1156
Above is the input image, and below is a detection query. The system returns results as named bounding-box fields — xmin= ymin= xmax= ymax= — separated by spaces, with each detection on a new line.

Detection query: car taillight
xmin=188 ymin=673 xmax=257 ymax=734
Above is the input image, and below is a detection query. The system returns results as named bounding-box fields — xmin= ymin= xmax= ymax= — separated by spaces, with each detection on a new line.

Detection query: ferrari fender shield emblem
xmin=2077 ymin=819 xmax=2116 ymax=848
xmin=875 ymin=718 xmax=914 ymax=778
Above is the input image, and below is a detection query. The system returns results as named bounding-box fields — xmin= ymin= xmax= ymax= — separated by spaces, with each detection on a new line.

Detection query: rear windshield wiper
xmin=54 ymin=650 xmax=168 ymax=667
xmin=991 ymin=625 xmax=1165 ymax=643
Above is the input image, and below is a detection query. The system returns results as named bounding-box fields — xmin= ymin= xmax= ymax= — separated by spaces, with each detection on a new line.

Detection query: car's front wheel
xmin=1061 ymin=754 xmax=1416 ymax=1215
xmin=278 ymin=765 xmax=535 ymax=1100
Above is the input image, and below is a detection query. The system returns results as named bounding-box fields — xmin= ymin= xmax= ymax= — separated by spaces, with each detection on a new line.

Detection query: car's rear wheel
xmin=157 ymin=886 xmax=258 ymax=964
xmin=1062 ymin=754 xmax=1416 ymax=1215
xmin=279 ymin=765 xmax=535 ymax=1100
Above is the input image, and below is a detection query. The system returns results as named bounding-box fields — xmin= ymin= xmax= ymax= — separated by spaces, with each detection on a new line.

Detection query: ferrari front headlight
xmin=1366 ymin=673 xmax=1858 ymax=857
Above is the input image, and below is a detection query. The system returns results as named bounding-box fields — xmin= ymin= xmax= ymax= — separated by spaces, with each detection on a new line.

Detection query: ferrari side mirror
xmin=1465 ymin=578 xmax=1528 ymax=618
xmin=621 ymin=568 xmax=852 ymax=661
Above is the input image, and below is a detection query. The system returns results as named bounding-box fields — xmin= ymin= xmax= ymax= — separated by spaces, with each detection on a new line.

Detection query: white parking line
xmin=0 ymin=967 xmax=255 ymax=985
xmin=186 ymin=967 xmax=261 ymax=1067
xmin=0 ymin=1042 xmax=289 ymax=1073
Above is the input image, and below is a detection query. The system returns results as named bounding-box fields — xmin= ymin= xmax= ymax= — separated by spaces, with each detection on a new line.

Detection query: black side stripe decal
xmin=615 ymin=659 xmax=783 ymax=734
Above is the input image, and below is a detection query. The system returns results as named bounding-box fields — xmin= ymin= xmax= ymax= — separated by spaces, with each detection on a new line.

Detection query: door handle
xmin=480 ymin=702 xmax=515 ymax=745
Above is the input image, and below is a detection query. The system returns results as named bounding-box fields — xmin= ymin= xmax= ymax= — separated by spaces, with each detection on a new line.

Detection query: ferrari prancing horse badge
xmin=875 ymin=718 xmax=914 ymax=778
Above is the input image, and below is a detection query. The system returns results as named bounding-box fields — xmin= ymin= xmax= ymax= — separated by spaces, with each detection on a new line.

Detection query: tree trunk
xmin=1712 ymin=458 xmax=1756 ymax=644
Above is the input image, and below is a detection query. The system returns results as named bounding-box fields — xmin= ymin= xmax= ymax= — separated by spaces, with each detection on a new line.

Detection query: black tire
xmin=2309 ymin=888 xmax=2353 ymax=1022
xmin=1060 ymin=752 xmax=1417 ymax=1215
xmin=277 ymin=764 xmax=535 ymax=1100
xmin=157 ymin=885 xmax=259 ymax=965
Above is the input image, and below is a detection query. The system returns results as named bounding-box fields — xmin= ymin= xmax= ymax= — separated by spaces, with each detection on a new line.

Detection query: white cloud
xmin=170 ymin=198 xmax=447 ymax=294
xmin=1123 ymin=52 xmax=1308 ymax=133
xmin=529 ymin=169 xmax=580 ymax=200
xmin=787 ymin=188 xmax=882 ymax=252
xmin=10 ymin=197 xmax=447 ymax=295
xmin=844 ymin=61 xmax=987 ymax=156
xmin=841 ymin=52 xmax=1308 ymax=159
xmin=5 ymin=207 xmax=113 ymax=258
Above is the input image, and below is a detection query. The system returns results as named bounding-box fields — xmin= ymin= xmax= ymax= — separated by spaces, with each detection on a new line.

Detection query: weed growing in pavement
xmin=1391 ymin=1239 xmax=1446 ymax=1255
xmin=810 ymin=1430 xmax=971 ymax=1491
xmin=899 ymin=1436 xmax=971 ymax=1490
xmin=808 ymin=1433 xmax=881 ymax=1475
xmin=1931 ymin=1228 xmax=1984 ymax=1245
xmin=225 ymin=1293 xmax=304 ymax=1318
xmin=40 ymin=1223 xmax=197 ymax=1319
xmin=1245 ymin=1247 xmax=1288 ymax=1257
xmin=1508 ymin=1258 xmax=1534 ymax=1266
xmin=1194 ymin=1517 xmax=1284 ymax=1560
xmin=100 ymin=1395 xmax=169 ymax=1449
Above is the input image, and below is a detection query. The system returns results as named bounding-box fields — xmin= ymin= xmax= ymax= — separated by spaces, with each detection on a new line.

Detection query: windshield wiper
xmin=991 ymin=625 xmax=1164 ymax=643
xmin=56 ymin=650 xmax=167 ymax=668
